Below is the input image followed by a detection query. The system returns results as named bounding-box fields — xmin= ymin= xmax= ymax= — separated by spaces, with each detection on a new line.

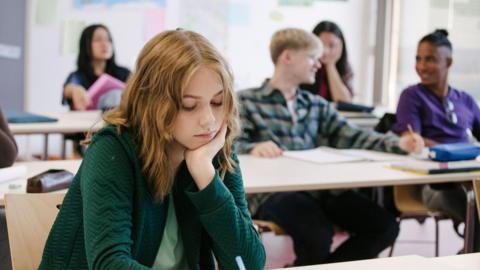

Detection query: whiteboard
xmin=26 ymin=0 xmax=376 ymax=113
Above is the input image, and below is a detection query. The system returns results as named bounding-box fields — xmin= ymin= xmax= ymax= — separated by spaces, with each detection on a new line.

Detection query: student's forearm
xmin=326 ymin=65 xmax=352 ymax=103
xmin=64 ymin=84 xmax=75 ymax=99
xmin=0 ymin=131 xmax=18 ymax=167
xmin=188 ymin=158 xmax=216 ymax=191
xmin=0 ymin=110 xmax=18 ymax=167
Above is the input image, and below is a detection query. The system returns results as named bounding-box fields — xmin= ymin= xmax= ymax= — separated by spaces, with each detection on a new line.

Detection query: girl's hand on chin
xmin=184 ymin=124 xmax=227 ymax=190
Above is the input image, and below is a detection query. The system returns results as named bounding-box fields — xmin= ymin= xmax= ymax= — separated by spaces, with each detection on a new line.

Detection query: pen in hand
xmin=407 ymin=124 xmax=417 ymax=143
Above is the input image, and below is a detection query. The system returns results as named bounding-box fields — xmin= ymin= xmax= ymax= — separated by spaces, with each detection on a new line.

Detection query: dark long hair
xmin=419 ymin=29 xmax=452 ymax=51
xmin=312 ymin=20 xmax=349 ymax=76
xmin=77 ymin=24 xmax=120 ymax=88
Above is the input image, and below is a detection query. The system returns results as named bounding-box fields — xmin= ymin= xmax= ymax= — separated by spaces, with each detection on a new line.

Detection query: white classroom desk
xmin=431 ymin=252 xmax=480 ymax=269
xmin=1 ymin=153 xmax=478 ymax=251
xmin=239 ymin=155 xmax=480 ymax=193
xmin=9 ymin=110 xmax=104 ymax=159
xmin=238 ymin=154 xmax=479 ymax=253
xmin=0 ymin=160 xmax=82 ymax=205
xmin=274 ymin=255 xmax=466 ymax=270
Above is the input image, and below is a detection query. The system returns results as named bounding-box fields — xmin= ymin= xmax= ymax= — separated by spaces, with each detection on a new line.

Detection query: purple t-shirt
xmin=391 ymin=84 xmax=480 ymax=144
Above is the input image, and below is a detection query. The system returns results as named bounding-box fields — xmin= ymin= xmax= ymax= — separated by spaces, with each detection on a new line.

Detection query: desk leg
xmin=463 ymin=181 xmax=478 ymax=253
xmin=43 ymin=133 xmax=49 ymax=160
xmin=61 ymin=135 xmax=66 ymax=160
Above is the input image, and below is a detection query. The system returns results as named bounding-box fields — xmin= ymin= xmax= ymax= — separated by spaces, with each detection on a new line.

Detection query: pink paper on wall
xmin=87 ymin=74 xmax=125 ymax=110
xmin=144 ymin=7 xmax=165 ymax=41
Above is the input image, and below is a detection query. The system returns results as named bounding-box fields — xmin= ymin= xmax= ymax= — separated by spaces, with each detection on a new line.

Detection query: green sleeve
xmin=185 ymin=153 xmax=266 ymax=270
xmin=81 ymin=136 xmax=152 ymax=270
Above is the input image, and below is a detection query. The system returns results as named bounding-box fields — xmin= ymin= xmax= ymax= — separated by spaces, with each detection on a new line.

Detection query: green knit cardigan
xmin=39 ymin=126 xmax=265 ymax=269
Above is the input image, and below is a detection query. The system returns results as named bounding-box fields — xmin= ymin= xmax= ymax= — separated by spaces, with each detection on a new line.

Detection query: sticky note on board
xmin=36 ymin=0 xmax=59 ymax=26
xmin=61 ymin=20 xmax=86 ymax=56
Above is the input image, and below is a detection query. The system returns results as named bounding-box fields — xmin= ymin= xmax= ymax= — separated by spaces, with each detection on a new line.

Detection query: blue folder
xmin=5 ymin=111 xmax=58 ymax=123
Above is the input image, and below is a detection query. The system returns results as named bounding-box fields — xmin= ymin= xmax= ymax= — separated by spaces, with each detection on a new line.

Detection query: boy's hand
xmin=250 ymin=141 xmax=283 ymax=158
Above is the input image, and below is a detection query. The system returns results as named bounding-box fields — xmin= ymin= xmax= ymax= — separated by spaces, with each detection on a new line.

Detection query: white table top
xmin=275 ymin=255 xmax=464 ymax=270
xmin=238 ymin=155 xmax=480 ymax=194
xmin=9 ymin=110 xmax=104 ymax=135
xmin=430 ymin=252 xmax=480 ymax=270
xmin=2 ymin=153 xmax=480 ymax=204
xmin=0 ymin=160 xmax=82 ymax=205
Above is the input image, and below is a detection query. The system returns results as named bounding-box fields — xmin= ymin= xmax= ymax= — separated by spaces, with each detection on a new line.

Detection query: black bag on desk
xmin=27 ymin=169 xmax=74 ymax=193
xmin=336 ymin=101 xmax=374 ymax=113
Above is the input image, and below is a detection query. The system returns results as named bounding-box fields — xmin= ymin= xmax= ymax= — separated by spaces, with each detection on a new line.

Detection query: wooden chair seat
xmin=5 ymin=193 xmax=65 ymax=270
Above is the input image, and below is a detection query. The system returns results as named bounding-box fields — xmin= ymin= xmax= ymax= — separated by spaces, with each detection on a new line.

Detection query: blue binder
xmin=5 ymin=111 xmax=58 ymax=123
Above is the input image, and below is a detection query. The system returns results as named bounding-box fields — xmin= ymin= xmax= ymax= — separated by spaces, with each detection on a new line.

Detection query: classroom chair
xmin=388 ymin=185 xmax=450 ymax=257
xmin=253 ymin=219 xmax=286 ymax=235
xmin=5 ymin=193 xmax=64 ymax=270
xmin=373 ymin=115 xmax=453 ymax=256
xmin=475 ymin=180 xmax=480 ymax=222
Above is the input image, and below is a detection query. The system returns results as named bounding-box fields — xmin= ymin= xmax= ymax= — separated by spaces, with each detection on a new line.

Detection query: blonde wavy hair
xmin=270 ymin=28 xmax=322 ymax=64
xmin=102 ymin=29 xmax=240 ymax=200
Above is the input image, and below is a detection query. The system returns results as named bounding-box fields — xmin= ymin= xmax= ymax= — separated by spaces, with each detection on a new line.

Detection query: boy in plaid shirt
xmin=236 ymin=28 xmax=423 ymax=265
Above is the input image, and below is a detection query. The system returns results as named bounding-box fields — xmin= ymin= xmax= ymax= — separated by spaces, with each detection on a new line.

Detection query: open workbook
xmin=390 ymin=159 xmax=480 ymax=174
xmin=282 ymin=147 xmax=407 ymax=165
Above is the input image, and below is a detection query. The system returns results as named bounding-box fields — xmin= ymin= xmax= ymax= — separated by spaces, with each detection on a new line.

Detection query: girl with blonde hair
xmin=40 ymin=29 xmax=265 ymax=270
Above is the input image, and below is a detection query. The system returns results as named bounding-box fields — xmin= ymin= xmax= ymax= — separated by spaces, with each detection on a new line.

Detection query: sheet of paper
xmin=336 ymin=149 xmax=409 ymax=162
xmin=283 ymin=147 xmax=364 ymax=164
xmin=0 ymin=165 xmax=27 ymax=184
xmin=0 ymin=43 xmax=22 ymax=60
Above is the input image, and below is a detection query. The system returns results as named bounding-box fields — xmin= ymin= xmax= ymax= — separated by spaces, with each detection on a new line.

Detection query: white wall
xmin=26 ymin=0 xmax=376 ymax=113
xmin=396 ymin=0 xmax=480 ymax=101
xmin=22 ymin=0 xmax=376 ymax=157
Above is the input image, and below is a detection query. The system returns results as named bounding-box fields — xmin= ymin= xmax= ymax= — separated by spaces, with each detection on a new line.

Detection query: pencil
xmin=407 ymin=124 xmax=417 ymax=143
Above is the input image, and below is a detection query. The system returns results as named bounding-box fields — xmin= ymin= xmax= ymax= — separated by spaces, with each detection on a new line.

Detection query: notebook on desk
xmin=390 ymin=159 xmax=480 ymax=174
xmin=5 ymin=111 xmax=58 ymax=123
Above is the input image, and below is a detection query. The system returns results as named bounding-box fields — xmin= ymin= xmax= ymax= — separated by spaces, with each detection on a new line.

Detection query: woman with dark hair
xmin=392 ymin=30 xmax=480 ymax=246
xmin=63 ymin=24 xmax=130 ymax=110
xmin=302 ymin=20 xmax=353 ymax=102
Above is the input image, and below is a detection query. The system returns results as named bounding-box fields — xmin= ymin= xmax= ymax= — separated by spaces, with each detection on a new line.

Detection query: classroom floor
xmin=262 ymin=217 xmax=464 ymax=269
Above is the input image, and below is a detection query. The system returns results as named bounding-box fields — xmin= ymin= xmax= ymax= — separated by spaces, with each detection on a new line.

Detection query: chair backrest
xmin=393 ymin=185 xmax=430 ymax=214
xmin=374 ymin=113 xmax=396 ymax=134
xmin=474 ymin=180 xmax=480 ymax=222
xmin=5 ymin=193 xmax=65 ymax=270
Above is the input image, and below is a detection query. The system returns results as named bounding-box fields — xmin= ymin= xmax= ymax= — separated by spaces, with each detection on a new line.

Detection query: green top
xmin=39 ymin=126 xmax=265 ymax=270
xmin=152 ymin=194 xmax=189 ymax=270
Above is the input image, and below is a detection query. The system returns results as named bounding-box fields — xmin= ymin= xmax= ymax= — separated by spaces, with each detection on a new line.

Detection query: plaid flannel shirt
xmin=236 ymin=80 xmax=404 ymax=215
